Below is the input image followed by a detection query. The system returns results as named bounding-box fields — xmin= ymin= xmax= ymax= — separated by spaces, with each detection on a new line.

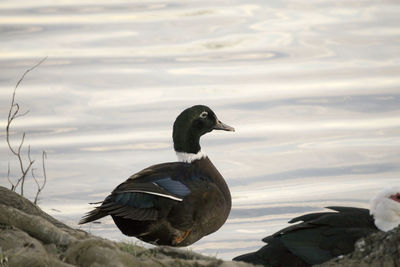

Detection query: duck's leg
xmin=173 ymin=229 xmax=191 ymax=245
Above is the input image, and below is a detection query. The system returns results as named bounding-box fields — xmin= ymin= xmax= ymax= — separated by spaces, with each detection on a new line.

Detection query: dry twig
xmin=33 ymin=151 xmax=47 ymax=204
xmin=5 ymin=57 xmax=48 ymax=201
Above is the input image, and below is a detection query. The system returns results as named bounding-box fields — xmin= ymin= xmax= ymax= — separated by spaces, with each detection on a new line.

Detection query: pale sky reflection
xmin=1 ymin=0 xmax=400 ymax=261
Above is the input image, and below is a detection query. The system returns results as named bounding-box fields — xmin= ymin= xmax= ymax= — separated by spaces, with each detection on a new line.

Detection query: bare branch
xmin=32 ymin=168 xmax=39 ymax=203
xmin=7 ymin=162 xmax=15 ymax=191
xmin=7 ymin=56 xmax=46 ymax=128
xmin=5 ymin=57 xmax=47 ymax=196
xmin=14 ymin=110 xmax=30 ymax=119
xmin=33 ymin=151 xmax=47 ymax=205
xmin=42 ymin=151 xmax=47 ymax=190
xmin=31 ymin=168 xmax=38 ymax=185
xmin=7 ymin=56 xmax=45 ymax=124
xmin=18 ymin=133 xmax=26 ymax=155
xmin=27 ymin=145 xmax=32 ymax=162
xmin=14 ymin=56 xmax=47 ymax=92
xmin=19 ymin=145 xmax=35 ymax=196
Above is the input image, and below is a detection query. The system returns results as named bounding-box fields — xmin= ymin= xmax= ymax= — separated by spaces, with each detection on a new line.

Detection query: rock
xmin=65 ymin=238 xmax=141 ymax=267
xmin=0 ymin=224 xmax=73 ymax=267
xmin=0 ymin=204 xmax=77 ymax=246
xmin=0 ymin=186 xmax=254 ymax=267
xmin=317 ymin=225 xmax=400 ymax=267
xmin=4 ymin=185 xmax=399 ymax=267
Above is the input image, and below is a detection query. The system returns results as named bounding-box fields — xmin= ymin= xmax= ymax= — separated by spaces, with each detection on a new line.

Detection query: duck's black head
xmin=173 ymin=105 xmax=234 ymax=154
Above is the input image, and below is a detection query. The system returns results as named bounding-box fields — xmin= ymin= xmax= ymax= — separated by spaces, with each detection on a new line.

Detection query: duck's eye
xmin=199 ymin=111 xmax=208 ymax=119
xmin=397 ymin=195 xmax=400 ymax=200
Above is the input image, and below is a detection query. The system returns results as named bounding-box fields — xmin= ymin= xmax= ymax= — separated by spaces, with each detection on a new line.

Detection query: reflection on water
xmin=1 ymin=0 xmax=400 ymax=260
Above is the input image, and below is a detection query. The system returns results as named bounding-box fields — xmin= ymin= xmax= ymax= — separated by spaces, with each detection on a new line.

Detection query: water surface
xmin=1 ymin=0 xmax=400 ymax=259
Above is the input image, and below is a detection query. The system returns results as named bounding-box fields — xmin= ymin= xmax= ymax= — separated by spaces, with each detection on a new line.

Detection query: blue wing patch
xmin=154 ymin=177 xmax=191 ymax=197
xmin=110 ymin=177 xmax=190 ymax=208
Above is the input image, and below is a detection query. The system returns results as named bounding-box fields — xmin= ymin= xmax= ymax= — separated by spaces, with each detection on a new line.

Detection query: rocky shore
xmin=0 ymin=186 xmax=252 ymax=267
xmin=0 ymin=185 xmax=398 ymax=267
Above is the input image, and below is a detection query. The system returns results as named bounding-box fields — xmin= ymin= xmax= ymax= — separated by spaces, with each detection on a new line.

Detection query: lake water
xmin=1 ymin=0 xmax=400 ymax=260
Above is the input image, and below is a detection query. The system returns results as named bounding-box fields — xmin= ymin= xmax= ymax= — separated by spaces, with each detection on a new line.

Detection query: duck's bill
xmin=214 ymin=120 xmax=235 ymax=132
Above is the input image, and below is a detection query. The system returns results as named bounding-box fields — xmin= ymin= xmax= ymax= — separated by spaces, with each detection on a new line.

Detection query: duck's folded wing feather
xmin=79 ymin=193 xmax=160 ymax=222
xmin=100 ymin=199 xmax=158 ymax=220
xmin=92 ymin=174 xmax=191 ymax=221
xmin=80 ymin=163 xmax=195 ymax=223
xmin=276 ymin=207 xmax=372 ymax=236
xmin=113 ymin=177 xmax=191 ymax=201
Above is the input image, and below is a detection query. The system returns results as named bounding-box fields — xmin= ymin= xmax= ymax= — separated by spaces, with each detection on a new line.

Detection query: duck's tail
xmin=79 ymin=206 xmax=108 ymax=224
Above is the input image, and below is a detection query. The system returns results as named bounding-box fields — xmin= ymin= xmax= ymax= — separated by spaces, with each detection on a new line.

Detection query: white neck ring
xmin=176 ymin=150 xmax=206 ymax=163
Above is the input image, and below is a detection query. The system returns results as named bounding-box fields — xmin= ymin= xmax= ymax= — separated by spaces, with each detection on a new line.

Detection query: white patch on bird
xmin=176 ymin=150 xmax=206 ymax=163
xmin=124 ymin=190 xmax=183 ymax=202
xmin=199 ymin=111 xmax=208 ymax=118
xmin=370 ymin=186 xmax=400 ymax=231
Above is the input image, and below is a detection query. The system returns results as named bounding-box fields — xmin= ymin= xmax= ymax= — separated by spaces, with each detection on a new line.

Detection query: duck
xmin=79 ymin=105 xmax=235 ymax=246
xmin=233 ymin=186 xmax=400 ymax=267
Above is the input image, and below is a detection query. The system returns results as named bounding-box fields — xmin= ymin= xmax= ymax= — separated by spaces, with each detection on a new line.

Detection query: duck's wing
xmin=113 ymin=166 xmax=191 ymax=201
xmin=233 ymin=237 xmax=309 ymax=267
xmin=79 ymin=162 xmax=194 ymax=224
xmin=269 ymin=207 xmax=377 ymax=265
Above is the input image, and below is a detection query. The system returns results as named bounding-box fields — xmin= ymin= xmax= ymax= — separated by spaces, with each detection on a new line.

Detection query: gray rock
xmin=317 ymin=226 xmax=400 ymax=267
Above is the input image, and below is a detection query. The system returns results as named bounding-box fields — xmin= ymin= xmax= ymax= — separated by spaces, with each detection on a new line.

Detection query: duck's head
xmin=173 ymin=105 xmax=234 ymax=157
xmin=370 ymin=186 xmax=400 ymax=231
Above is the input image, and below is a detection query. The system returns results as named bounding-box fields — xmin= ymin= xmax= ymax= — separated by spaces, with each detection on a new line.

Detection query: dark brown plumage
xmin=79 ymin=105 xmax=234 ymax=246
